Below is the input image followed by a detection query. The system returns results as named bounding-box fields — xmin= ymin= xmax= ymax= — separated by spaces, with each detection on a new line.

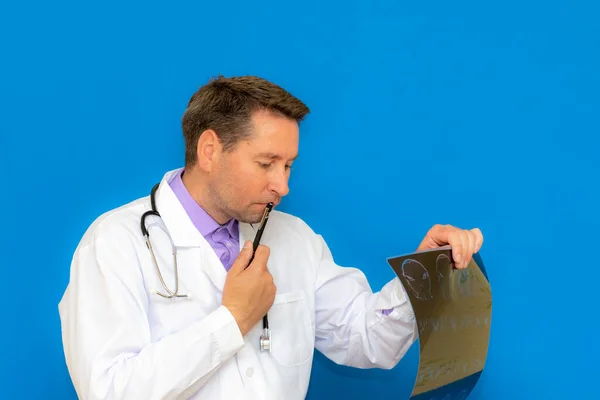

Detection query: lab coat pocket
xmin=269 ymin=290 xmax=313 ymax=368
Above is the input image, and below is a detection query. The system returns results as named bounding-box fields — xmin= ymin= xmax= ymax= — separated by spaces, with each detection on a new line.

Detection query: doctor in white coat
xmin=58 ymin=75 xmax=483 ymax=400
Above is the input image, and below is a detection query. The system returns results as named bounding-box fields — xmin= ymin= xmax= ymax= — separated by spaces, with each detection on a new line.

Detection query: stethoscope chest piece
xmin=259 ymin=328 xmax=271 ymax=353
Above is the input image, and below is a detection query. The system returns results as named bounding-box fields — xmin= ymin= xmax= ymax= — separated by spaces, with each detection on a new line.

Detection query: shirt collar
xmin=168 ymin=168 xmax=239 ymax=239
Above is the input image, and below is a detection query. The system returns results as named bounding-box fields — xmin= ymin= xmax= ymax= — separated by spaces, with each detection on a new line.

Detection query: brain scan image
xmin=401 ymin=258 xmax=433 ymax=301
xmin=387 ymin=248 xmax=491 ymax=399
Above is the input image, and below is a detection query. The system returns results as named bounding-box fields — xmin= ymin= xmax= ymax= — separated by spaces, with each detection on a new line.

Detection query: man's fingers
xmin=450 ymin=231 xmax=464 ymax=268
xmin=420 ymin=224 xmax=484 ymax=269
xmin=418 ymin=224 xmax=451 ymax=250
xmin=472 ymin=228 xmax=483 ymax=253
xmin=459 ymin=232 xmax=469 ymax=269
xmin=247 ymin=245 xmax=270 ymax=271
xmin=457 ymin=228 xmax=482 ymax=268
xmin=263 ymin=270 xmax=275 ymax=288
xmin=466 ymin=229 xmax=476 ymax=255
xmin=433 ymin=224 xmax=453 ymax=246
xmin=464 ymin=230 xmax=476 ymax=267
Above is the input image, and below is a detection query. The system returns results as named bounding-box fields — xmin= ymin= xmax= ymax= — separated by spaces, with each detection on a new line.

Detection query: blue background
xmin=1 ymin=0 xmax=598 ymax=399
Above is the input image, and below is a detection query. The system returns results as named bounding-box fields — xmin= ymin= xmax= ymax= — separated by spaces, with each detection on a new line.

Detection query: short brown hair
xmin=181 ymin=75 xmax=310 ymax=167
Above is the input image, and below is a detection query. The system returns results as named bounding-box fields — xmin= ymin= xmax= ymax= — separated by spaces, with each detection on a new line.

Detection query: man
xmin=59 ymin=75 xmax=483 ymax=400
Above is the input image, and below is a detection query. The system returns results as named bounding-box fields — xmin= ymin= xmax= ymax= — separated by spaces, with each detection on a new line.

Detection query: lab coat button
xmin=246 ymin=367 xmax=254 ymax=378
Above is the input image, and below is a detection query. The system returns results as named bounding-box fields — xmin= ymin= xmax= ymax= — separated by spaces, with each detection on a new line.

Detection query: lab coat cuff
xmin=213 ymin=305 xmax=245 ymax=362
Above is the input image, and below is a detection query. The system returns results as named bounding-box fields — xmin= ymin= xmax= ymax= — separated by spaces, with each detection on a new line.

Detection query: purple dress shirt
xmin=169 ymin=168 xmax=393 ymax=315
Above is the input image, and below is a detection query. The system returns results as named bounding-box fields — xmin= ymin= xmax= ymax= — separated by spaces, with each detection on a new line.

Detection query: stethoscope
xmin=140 ymin=183 xmax=273 ymax=353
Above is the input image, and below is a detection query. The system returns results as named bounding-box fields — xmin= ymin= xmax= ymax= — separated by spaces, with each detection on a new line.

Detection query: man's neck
xmin=181 ymin=167 xmax=230 ymax=225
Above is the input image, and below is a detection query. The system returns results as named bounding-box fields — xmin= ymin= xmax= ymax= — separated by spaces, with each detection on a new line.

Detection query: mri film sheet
xmin=387 ymin=246 xmax=492 ymax=399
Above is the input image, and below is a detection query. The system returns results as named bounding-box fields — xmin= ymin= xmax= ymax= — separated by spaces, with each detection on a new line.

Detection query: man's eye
xmin=285 ymin=164 xmax=293 ymax=171
xmin=258 ymin=163 xmax=272 ymax=169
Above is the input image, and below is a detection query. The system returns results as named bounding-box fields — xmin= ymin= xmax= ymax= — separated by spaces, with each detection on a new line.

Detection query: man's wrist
xmin=224 ymin=305 xmax=249 ymax=336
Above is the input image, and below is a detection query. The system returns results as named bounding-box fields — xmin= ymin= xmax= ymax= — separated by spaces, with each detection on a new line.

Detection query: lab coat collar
xmin=154 ymin=169 xmax=206 ymax=248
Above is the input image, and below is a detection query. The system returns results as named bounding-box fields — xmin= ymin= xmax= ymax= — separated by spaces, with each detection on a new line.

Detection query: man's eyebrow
xmin=256 ymin=152 xmax=299 ymax=161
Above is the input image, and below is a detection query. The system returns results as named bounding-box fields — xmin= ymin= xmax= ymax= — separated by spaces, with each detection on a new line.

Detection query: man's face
xmin=208 ymin=110 xmax=299 ymax=224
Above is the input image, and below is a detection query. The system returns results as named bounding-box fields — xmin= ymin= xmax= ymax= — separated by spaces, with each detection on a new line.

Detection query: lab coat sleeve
xmin=58 ymin=223 xmax=245 ymax=400
xmin=312 ymin=234 xmax=418 ymax=370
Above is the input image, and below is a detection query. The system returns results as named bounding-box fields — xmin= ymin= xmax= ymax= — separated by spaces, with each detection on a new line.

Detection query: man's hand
xmin=222 ymin=241 xmax=276 ymax=336
xmin=417 ymin=224 xmax=483 ymax=269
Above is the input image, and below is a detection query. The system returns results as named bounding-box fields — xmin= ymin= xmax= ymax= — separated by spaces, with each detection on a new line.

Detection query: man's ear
xmin=196 ymin=129 xmax=221 ymax=172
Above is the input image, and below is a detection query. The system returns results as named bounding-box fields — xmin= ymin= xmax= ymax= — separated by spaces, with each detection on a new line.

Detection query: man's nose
xmin=269 ymin=170 xmax=290 ymax=198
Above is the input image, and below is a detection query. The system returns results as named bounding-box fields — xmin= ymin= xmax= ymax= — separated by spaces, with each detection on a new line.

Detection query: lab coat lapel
xmin=154 ymin=170 xmax=227 ymax=292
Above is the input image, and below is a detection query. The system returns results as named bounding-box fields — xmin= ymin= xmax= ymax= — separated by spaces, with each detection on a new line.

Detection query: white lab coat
xmin=58 ymin=169 xmax=417 ymax=400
